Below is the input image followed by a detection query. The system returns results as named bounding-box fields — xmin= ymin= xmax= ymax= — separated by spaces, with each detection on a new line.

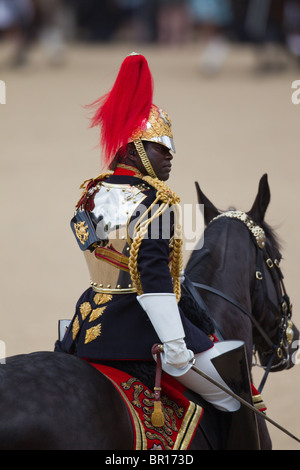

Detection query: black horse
xmin=184 ymin=173 xmax=299 ymax=449
xmin=0 ymin=174 xmax=298 ymax=450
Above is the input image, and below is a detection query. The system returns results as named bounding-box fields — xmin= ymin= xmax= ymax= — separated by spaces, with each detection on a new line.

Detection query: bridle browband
xmin=188 ymin=210 xmax=294 ymax=393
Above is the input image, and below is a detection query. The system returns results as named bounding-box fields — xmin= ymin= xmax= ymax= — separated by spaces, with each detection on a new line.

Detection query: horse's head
xmin=194 ymin=174 xmax=299 ymax=374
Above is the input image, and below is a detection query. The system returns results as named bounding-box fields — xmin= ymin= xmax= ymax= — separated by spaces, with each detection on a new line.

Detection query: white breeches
xmin=176 ymin=341 xmax=241 ymax=412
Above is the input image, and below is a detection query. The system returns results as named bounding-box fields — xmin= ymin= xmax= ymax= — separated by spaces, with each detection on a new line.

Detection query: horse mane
xmin=227 ymin=205 xmax=282 ymax=255
xmin=221 ymin=204 xmax=283 ymax=255
xmin=186 ymin=210 xmax=282 ymax=280
xmin=259 ymin=219 xmax=282 ymax=255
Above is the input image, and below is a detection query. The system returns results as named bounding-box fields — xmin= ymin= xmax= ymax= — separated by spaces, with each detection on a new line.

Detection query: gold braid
xmin=128 ymin=176 xmax=183 ymax=303
xmin=170 ymin=203 xmax=184 ymax=303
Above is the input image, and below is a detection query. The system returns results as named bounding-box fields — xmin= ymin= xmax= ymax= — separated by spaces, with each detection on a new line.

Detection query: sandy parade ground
xmin=0 ymin=39 xmax=299 ymax=450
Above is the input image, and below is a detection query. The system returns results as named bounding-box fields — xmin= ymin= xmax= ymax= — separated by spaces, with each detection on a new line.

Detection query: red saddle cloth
xmin=89 ymin=362 xmax=203 ymax=450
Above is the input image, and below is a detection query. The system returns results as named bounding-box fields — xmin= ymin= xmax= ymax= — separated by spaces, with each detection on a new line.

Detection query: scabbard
xmin=191 ymin=364 xmax=300 ymax=444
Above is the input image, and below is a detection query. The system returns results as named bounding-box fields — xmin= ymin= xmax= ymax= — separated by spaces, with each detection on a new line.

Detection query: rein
xmin=190 ymin=280 xmax=275 ymax=393
xmin=187 ymin=210 xmax=294 ymax=393
xmin=190 ymin=281 xmax=274 ymax=349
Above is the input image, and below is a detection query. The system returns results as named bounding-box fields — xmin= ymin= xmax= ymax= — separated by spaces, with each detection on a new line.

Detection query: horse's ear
xmin=195 ymin=181 xmax=220 ymax=225
xmin=248 ymin=174 xmax=270 ymax=223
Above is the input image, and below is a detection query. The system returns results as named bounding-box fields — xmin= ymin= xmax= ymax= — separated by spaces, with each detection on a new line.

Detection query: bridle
xmin=186 ymin=210 xmax=294 ymax=393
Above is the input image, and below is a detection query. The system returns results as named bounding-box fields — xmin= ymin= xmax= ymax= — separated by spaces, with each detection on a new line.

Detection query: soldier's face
xmin=144 ymin=142 xmax=173 ymax=181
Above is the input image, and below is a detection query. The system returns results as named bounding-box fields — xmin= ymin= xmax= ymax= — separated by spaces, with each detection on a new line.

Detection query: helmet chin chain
xmin=134 ymin=139 xmax=158 ymax=179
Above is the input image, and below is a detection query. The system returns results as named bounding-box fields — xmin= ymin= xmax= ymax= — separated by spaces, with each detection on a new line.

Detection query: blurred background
xmin=0 ymin=0 xmax=299 ymax=450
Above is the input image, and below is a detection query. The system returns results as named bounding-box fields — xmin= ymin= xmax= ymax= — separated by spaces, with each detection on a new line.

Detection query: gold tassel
xmin=151 ymin=398 xmax=165 ymax=428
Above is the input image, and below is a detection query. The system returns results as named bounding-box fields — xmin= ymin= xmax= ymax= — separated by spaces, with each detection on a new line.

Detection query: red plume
xmin=88 ymin=54 xmax=154 ymax=167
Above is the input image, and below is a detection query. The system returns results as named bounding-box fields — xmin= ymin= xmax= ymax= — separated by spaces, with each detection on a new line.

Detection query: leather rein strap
xmin=190 ymin=280 xmax=275 ymax=350
xmin=185 ymin=211 xmax=293 ymax=392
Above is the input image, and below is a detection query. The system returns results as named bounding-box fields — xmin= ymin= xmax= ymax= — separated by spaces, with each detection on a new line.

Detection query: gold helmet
xmin=130 ymin=104 xmax=175 ymax=153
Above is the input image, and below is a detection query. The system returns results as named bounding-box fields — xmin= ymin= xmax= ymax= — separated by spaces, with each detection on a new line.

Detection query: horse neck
xmin=187 ymin=219 xmax=256 ymax=350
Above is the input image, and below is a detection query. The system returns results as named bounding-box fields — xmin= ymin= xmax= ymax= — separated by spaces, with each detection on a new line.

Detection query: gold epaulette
xmin=75 ymin=171 xmax=113 ymax=210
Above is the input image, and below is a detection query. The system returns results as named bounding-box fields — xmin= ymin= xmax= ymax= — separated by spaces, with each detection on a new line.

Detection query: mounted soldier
xmin=55 ymin=53 xmax=260 ymax=449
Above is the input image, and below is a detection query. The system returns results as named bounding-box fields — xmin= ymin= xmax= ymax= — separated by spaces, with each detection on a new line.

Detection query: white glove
xmin=137 ymin=293 xmax=194 ymax=376
xmin=163 ymin=339 xmax=194 ymax=369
